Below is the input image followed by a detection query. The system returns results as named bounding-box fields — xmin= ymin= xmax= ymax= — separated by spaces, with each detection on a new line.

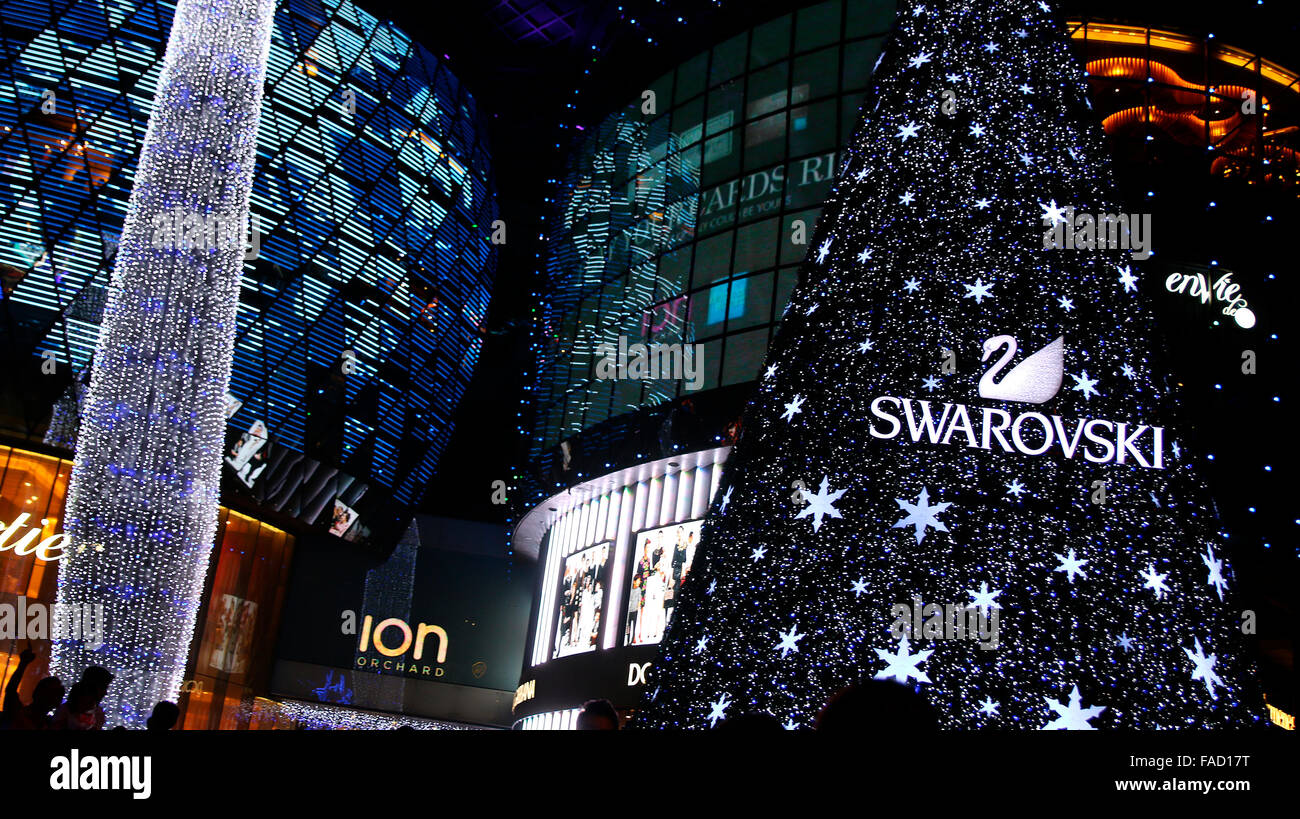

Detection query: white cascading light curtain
xmin=53 ymin=0 xmax=276 ymax=727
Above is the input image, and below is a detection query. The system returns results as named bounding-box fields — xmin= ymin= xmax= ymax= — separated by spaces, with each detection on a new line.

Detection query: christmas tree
xmin=634 ymin=0 xmax=1264 ymax=730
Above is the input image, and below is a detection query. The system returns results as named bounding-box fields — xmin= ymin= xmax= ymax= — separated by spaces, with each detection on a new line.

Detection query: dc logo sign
xmin=627 ymin=662 xmax=651 ymax=686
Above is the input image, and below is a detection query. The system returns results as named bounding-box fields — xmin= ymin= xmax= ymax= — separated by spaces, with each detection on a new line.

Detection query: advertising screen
xmin=553 ymin=542 xmax=612 ymax=659
xmin=624 ymin=520 xmax=702 ymax=646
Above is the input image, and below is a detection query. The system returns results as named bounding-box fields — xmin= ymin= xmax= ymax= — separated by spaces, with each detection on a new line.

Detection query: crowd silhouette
xmin=1 ymin=645 xmax=178 ymax=731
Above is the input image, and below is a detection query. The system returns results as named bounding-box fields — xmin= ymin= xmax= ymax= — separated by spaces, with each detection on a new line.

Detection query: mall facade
xmin=0 ymin=0 xmax=506 ymax=728
xmin=511 ymin=0 xmax=1297 ymax=728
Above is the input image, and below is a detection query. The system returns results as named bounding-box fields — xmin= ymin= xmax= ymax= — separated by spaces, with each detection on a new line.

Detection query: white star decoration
xmin=963 ymin=278 xmax=994 ymax=304
xmin=892 ymin=487 xmax=952 ymax=544
xmin=899 ymin=191 xmax=916 ymax=205
xmin=1042 ymin=685 xmax=1106 ymax=730
xmin=1070 ymin=371 xmax=1099 ymax=400
xmin=1005 ymin=478 xmax=1026 ymax=497
xmin=1140 ymin=563 xmax=1171 ymax=599
xmin=896 ymin=121 xmax=921 ymax=141
xmin=922 ymin=375 xmax=941 ymax=392
xmin=707 ymin=693 xmax=730 ymax=727
xmin=967 ymin=582 xmax=1003 ymax=617
xmin=1202 ymin=545 xmax=1228 ymax=601
xmin=751 ymin=545 xmax=767 ymax=561
xmin=816 ymin=238 xmax=832 ymax=264
xmin=857 ymin=339 xmax=875 ymax=353
xmin=850 ymin=577 xmax=868 ymax=597
xmin=1184 ymin=637 xmax=1226 ymax=699
xmin=707 ymin=578 xmax=717 ymax=595
xmin=857 ymin=246 xmax=873 ymax=263
xmin=979 ymin=697 xmax=1000 ymax=716
xmin=1117 ymin=264 xmax=1138 ymax=292
xmin=1058 ymin=296 xmax=1074 ymax=311
xmin=1121 ymin=363 xmax=1136 ymax=379
xmin=781 ymin=394 xmax=805 ymax=421
xmin=694 ymin=635 xmax=709 ymax=654
xmin=1040 ymin=199 xmax=1068 ymax=225
xmin=908 ymin=51 xmax=932 ymax=69
xmin=720 ymin=485 xmax=733 ymax=513
xmin=903 ymin=277 xmax=921 ymax=293
xmin=974 ymin=198 xmax=991 ymax=209
xmin=1053 ymin=549 xmax=1088 ymax=583
xmin=776 ymin=625 xmax=805 ymax=658
xmin=873 ymin=636 xmax=933 ymax=684
xmin=794 ymin=476 xmax=847 ymax=533
xmin=763 ymin=363 xmax=778 ymax=380
xmin=1116 ymin=633 xmax=1134 ymax=652
xmin=969 ymin=122 xmax=986 ymax=137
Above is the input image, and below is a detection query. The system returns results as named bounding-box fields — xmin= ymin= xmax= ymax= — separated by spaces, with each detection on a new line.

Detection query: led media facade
xmin=0 ymin=0 xmax=498 ymax=508
xmin=532 ymin=0 xmax=897 ymax=462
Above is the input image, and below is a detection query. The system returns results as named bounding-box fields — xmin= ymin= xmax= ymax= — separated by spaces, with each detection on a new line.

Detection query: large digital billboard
xmin=625 ymin=520 xmax=702 ymax=646
xmin=553 ymin=542 xmax=612 ymax=659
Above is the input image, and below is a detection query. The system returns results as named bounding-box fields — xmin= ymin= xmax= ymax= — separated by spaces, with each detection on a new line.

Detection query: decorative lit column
xmin=53 ymin=0 xmax=276 ymax=727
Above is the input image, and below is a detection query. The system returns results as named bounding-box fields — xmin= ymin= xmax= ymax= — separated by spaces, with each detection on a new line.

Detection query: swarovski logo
xmin=978 ymin=335 xmax=1064 ymax=404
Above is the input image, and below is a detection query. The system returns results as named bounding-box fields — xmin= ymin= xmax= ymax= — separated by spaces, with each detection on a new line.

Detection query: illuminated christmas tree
xmin=635 ymin=0 xmax=1264 ymax=730
xmin=53 ymin=0 xmax=276 ymax=726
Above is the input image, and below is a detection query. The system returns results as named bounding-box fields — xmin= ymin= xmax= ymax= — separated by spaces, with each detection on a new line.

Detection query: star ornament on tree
xmin=1070 ymin=370 xmax=1099 ymax=400
xmin=794 ymin=476 xmax=847 ymax=533
xmin=776 ymin=624 xmax=805 ymax=658
xmin=1041 ymin=685 xmax=1106 ymax=730
xmin=1184 ymin=637 xmax=1226 ymax=699
xmin=781 ymin=394 xmax=806 ymax=421
xmin=1117 ymin=264 xmax=1139 ymax=293
xmin=1202 ymin=545 xmax=1228 ymax=601
xmin=816 ymin=238 xmax=833 ymax=264
xmin=873 ymin=636 xmax=933 ymax=685
xmin=967 ymin=582 xmax=1003 ymax=617
xmin=707 ymin=693 xmax=731 ymax=727
xmin=962 ymin=278 xmax=994 ymax=304
xmin=892 ymin=487 xmax=952 ymax=544
xmin=1140 ymin=563 xmax=1171 ymax=599
xmin=1053 ymin=548 xmax=1088 ymax=583
xmin=1040 ymin=199 xmax=1068 ymax=225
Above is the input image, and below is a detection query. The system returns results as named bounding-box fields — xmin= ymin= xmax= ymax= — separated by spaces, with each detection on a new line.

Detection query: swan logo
xmin=978 ymin=335 xmax=1063 ymax=404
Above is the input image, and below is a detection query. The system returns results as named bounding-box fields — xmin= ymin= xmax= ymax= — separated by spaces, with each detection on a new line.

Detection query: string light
xmin=53 ymin=0 xmax=277 ymax=728
xmin=635 ymin=0 xmax=1263 ymax=731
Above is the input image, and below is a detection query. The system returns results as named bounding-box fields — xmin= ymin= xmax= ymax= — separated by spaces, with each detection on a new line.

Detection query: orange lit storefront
xmin=0 ymin=444 xmax=294 ymax=729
